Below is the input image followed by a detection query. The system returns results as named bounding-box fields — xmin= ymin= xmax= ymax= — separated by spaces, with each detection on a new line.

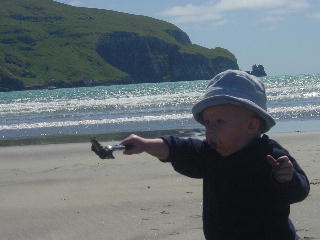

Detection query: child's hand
xmin=266 ymin=155 xmax=294 ymax=183
xmin=121 ymin=134 xmax=148 ymax=155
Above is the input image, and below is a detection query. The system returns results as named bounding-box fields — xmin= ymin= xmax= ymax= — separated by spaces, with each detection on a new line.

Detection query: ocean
xmin=0 ymin=73 xmax=320 ymax=141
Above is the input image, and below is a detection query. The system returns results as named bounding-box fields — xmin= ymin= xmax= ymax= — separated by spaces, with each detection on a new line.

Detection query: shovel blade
xmin=90 ymin=138 xmax=115 ymax=159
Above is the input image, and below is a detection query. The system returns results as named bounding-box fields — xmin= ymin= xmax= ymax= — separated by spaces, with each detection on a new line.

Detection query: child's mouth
xmin=206 ymin=133 xmax=218 ymax=150
xmin=208 ymin=140 xmax=217 ymax=150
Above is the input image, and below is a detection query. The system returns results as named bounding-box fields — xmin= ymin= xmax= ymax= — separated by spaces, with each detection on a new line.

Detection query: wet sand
xmin=0 ymin=131 xmax=319 ymax=239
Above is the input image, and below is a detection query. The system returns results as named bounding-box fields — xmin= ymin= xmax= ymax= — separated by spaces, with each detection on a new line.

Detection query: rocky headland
xmin=0 ymin=0 xmax=239 ymax=92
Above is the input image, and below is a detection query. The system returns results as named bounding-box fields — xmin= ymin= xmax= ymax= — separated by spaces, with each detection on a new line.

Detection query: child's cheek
xmin=205 ymin=130 xmax=214 ymax=141
xmin=205 ymin=132 xmax=218 ymax=149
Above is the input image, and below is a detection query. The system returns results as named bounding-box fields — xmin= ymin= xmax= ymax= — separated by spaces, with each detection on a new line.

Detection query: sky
xmin=55 ymin=0 xmax=320 ymax=76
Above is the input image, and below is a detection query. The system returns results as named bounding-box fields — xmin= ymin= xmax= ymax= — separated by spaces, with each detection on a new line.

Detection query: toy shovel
xmin=90 ymin=137 xmax=133 ymax=159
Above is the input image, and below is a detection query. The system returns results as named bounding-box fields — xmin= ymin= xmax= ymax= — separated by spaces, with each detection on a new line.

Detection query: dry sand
xmin=0 ymin=131 xmax=319 ymax=240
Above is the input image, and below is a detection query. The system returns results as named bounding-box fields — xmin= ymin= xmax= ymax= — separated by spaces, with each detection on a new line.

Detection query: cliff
xmin=0 ymin=0 xmax=239 ymax=91
xmin=96 ymin=31 xmax=237 ymax=84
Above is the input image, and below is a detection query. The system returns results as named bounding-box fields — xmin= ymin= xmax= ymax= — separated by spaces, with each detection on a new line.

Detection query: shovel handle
xmin=124 ymin=144 xmax=134 ymax=151
xmin=90 ymin=138 xmax=133 ymax=159
xmin=104 ymin=144 xmax=133 ymax=151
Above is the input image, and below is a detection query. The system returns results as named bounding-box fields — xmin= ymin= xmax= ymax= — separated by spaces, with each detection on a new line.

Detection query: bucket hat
xmin=192 ymin=69 xmax=275 ymax=133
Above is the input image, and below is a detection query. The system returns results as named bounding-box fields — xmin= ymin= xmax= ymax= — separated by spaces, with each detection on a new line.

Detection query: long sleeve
xmin=161 ymin=136 xmax=210 ymax=179
xmin=268 ymin=139 xmax=310 ymax=204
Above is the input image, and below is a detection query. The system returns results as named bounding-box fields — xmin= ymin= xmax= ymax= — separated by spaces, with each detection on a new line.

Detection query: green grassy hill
xmin=0 ymin=0 xmax=238 ymax=91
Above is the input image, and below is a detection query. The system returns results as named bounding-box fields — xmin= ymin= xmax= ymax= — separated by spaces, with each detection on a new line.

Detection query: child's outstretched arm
xmin=121 ymin=134 xmax=169 ymax=161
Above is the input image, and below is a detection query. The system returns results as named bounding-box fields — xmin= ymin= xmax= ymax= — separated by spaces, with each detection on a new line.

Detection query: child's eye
xmin=204 ymin=120 xmax=210 ymax=126
xmin=203 ymin=119 xmax=225 ymax=128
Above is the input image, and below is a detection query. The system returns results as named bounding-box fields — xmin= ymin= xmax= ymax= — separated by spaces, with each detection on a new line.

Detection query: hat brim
xmin=192 ymin=95 xmax=275 ymax=133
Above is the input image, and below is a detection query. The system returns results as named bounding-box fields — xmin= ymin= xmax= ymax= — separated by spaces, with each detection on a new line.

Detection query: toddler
xmin=121 ymin=70 xmax=309 ymax=240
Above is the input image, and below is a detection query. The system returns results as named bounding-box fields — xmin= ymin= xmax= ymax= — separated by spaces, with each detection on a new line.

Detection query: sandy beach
xmin=0 ymin=131 xmax=319 ymax=240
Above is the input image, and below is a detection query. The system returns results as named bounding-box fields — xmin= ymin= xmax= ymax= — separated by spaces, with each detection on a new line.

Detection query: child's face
xmin=202 ymin=104 xmax=260 ymax=157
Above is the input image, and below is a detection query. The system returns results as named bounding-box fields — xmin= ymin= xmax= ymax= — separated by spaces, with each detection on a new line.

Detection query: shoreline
xmin=1 ymin=128 xmax=320 ymax=147
xmin=1 ymin=119 xmax=320 ymax=147
xmin=0 ymin=128 xmax=206 ymax=147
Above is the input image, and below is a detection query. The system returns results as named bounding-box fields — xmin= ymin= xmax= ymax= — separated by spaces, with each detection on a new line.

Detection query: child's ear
xmin=247 ymin=117 xmax=262 ymax=134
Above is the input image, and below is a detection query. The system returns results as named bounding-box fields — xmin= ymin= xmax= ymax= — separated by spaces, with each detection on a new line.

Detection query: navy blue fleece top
xmin=162 ymin=134 xmax=309 ymax=240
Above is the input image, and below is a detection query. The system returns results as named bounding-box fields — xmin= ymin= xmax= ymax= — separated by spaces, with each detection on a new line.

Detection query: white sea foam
xmin=267 ymin=89 xmax=320 ymax=101
xmin=0 ymin=113 xmax=193 ymax=130
xmin=0 ymin=91 xmax=201 ymax=116
xmin=269 ymin=105 xmax=320 ymax=119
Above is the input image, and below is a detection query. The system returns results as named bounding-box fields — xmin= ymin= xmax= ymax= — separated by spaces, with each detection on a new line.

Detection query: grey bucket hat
xmin=192 ymin=70 xmax=275 ymax=133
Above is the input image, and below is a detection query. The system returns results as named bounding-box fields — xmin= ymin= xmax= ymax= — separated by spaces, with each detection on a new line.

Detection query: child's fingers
xmin=266 ymin=155 xmax=290 ymax=168
xmin=267 ymin=155 xmax=294 ymax=183
xmin=275 ymin=165 xmax=292 ymax=176
xmin=266 ymin=155 xmax=278 ymax=167
xmin=276 ymin=156 xmax=290 ymax=164
xmin=123 ymin=144 xmax=138 ymax=155
xmin=121 ymin=134 xmax=137 ymax=145
xmin=274 ymin=157 xmax=292 ymax=171
xmin=121 ymin=134 xmax=145 ymax=155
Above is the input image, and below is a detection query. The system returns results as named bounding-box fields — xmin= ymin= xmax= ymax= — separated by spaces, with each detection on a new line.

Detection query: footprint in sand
xmin=150 ymin=228 xmax=160 ymax=231
xmin=140 ymin=208 xmax=152 ymax=211
xmin=310 ymin=179 xmax=320 ymax=185
xmin=160 ymin=210 xmax=170 ymax=214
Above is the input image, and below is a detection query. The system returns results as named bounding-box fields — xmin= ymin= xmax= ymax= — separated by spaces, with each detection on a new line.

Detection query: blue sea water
xmin=0 ymin=73 xmax=320 ymax=140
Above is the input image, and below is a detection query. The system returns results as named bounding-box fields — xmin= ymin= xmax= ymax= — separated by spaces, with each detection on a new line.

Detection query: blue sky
xmin=55 ymin=0 xmax=320 ymax=76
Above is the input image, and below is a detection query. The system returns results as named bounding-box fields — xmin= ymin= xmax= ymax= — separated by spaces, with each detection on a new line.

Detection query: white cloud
xmin=215 ymin=0 xmax=286 ymax=11
xmin=310 ymin=12 xmax=320 ymax=19
xmin=161 ymin=4 xmax=209 ymax=17
xmin=171 ymin=14 xmax=222 ymax=24
xmin=68 ymin=0 xmax=83 ymax=7
xmin=212 ymin=0 xmax=309 ymax=11
xmin=287 ymin=0 xmax=310 ymax=9
xmin=211 ymin=19 xmax=230 ymax=26
xmin=161 ymin=3 xmax=223 ymax=24
xmin=260 ymin=16 xmax=285 ymax=23
xmin=159 ymin=0 xmax=310 ymax=24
